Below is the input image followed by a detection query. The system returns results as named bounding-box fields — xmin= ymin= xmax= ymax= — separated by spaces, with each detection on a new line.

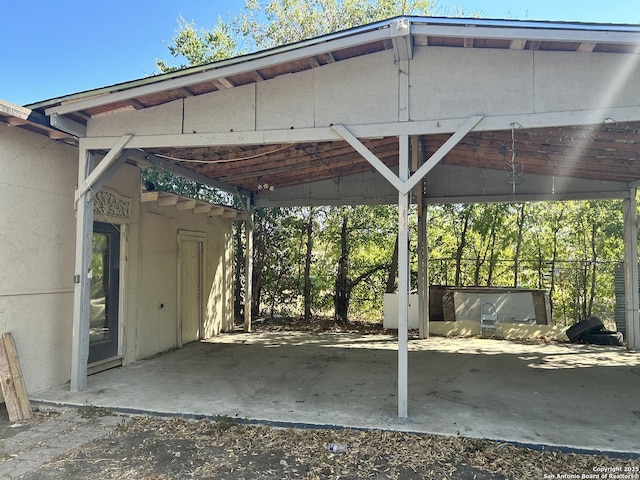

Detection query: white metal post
xmin=244 ymin=197 xmax=254 ymax=333
xmin=397 ymin=135 xmax=410 ymax=418
xmin=623 ymin=190 xmax=640 ymax=350
xmin=70 ymin=149 xmax=94 ymax=391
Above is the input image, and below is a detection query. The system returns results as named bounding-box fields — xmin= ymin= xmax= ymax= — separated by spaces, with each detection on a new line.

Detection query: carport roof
xmin=4 ymin=16 xmax=640 ymax=198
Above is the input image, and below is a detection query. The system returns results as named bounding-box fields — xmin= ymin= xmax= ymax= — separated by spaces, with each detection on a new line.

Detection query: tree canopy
xmin=156 ymin=0 xmax=432 ymax=72
xmin=152 ymin=1 xmax=631 ymax=327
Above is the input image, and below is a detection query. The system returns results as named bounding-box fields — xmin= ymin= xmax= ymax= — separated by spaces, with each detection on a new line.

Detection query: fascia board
xmin=45 ymin=28 xmax=391 ymax=117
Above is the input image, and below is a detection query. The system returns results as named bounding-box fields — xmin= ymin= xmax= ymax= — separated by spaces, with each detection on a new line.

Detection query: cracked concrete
xmin=0 ymin=410 xmax=127 ymax=479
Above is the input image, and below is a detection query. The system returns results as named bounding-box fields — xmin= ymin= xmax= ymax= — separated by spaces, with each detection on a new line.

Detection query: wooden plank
xmin=157 ymin=194 xmax=178 ymax=207
xmin=193 ymin=203 xmax=212 ymax=214
xmin=176 ymin=199 xmax=197 ymax=211
xmin=0 ymin=333 xmax=33 ymax=422
xmin=141 ymin=191 xmax=159 ymax=202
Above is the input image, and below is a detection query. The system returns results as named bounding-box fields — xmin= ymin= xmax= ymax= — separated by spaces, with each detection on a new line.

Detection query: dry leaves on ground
xmin=24 ymin=416 xmax=638 ymax=480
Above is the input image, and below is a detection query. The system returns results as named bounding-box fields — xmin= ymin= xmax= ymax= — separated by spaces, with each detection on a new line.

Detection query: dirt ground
xmin=4 ymin=319 xmax=638 ymax=479
xmin=5 ymin=411 xmax=637 ymax=480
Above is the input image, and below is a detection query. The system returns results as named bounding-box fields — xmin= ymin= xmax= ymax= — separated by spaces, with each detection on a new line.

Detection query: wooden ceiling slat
xmin=146 ymin=121 xmax=640 ymax=193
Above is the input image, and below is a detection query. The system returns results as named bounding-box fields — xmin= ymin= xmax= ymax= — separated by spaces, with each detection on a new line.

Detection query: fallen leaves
xmin=19 ymin=415 xmax=638 ymax=480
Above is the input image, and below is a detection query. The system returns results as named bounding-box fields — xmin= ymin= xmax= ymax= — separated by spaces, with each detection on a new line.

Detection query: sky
xmin=2 ymin=1 xmax=638 ymax=106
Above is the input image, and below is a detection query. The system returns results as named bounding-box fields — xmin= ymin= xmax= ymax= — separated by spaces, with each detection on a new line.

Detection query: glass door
xmin=89 ymin=222 xmax=120 ymax=363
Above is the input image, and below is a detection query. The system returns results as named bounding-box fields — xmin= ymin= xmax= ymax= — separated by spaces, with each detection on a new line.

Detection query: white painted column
xmin=417 ymin=204 xmax=429 ymax=339
xmin=623 ymin=189 xmax=640 ymax=350
xmin=70 ymin=149 xmax=94 ymax=391
xmin=397 ymin=135 xmax=410 ymax=418
xmin=244 ymin=198 xmax=254 ymax=333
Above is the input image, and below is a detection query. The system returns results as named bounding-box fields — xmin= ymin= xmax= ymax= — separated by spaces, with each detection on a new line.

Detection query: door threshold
xmin=88 ymin=356 xmax=122 ymax=375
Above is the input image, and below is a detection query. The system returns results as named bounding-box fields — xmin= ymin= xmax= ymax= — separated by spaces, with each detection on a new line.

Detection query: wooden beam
xmin=48 ymin=130 xmax=73 ymax=140
xmin=577 ymin=42 xmax=596 ymax=52
xmin=412 ymin=24 xmax=640 ymax=46
xmin=208 ymin=206 xmax=225 ymax=216
xmin=0 ymin=333 xmax=33 ymax=422
xmin=244 ymin=199 xmax=253 ymax=333
xmin=404 ymin=115 xmax=484 ymax=193
xmin=193 ymin=204 xmax=212 ymax=214
xmin=623 ymin=192 xmax=640 ymax=350
xmin=81 ymin=105 xmax=640 ymax=151
xmin=397 ymin=134 xmax=409 ymax=418
xmin=332 ymin=124 xmax=404 ymax=193
xmin=75 ymin=135 xmax=132 ymax=202
xmin=141 ymin=191 xmax=159 ymax=202
xmin=71 ymin=149 xmax=93 ymax=392
xmin=176 ymin=199 xmax=197 ymax=210
xmin=157 ymin=194 xmax=178 ymax=206
xmin=214 ymin=77 xmax=234 ymax=89
xmin=7 ymin=118 xmax=28 ymax=126
xmin=126 ymin=150 xmax=250 ymax=197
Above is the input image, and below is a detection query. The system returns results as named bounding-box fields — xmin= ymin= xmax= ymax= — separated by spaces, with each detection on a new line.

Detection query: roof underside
xmin=4 ymin=17 xmax=640 ymax=200
xmin=146 ymin=122 xmax=640 ymax=193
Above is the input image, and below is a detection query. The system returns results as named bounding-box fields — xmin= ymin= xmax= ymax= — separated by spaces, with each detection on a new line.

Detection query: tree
xmin=154 ymin=2 xmax=630 ymax=328
xmin=157 ymin=0 xmax=432 ymax=72
xmin=156 ymin=0 xmax=432 ymax=323
xmin=315 ymin=205 xmax=396 ymax=323
xmin=156 ymin=16 xmax=238 ymax=72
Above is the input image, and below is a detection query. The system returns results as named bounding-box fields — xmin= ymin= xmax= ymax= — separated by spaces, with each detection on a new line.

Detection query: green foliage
xmin=152 ymin=1 xmax=632 ymax=326
xmin=237 ymin=0 xmax=431 ymax=49
xmin=156 ymin=16 xmax=239 ymax=72
xmin=426 ymin=200 xmax=625 ymax=326
xmin=156 ymin=0 xmax=432 ymax=72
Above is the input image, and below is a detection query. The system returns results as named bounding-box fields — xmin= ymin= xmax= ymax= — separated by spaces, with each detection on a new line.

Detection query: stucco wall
xmin=137 ymin=201 xmax=234 ymax=360
xmin=89 ymin=164 xmax=235 ymax=362
xmin=0 ymin=123 xmax=77 ymax=394
xmin=0 ymin=124 xmax=235 ymax=394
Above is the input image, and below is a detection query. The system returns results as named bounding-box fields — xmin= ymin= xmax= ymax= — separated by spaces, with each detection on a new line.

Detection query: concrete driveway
xmin=32 ymin=332 xmax=640 ymax=455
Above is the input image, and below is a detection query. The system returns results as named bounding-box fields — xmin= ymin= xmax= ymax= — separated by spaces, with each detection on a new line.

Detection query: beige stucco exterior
xmin=0 ymin=122 xmax=235 ymax=395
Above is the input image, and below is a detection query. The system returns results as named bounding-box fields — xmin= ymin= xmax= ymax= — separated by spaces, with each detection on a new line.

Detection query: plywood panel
xmin=87 ymin=100 xmax=183 ymax=137
xmin=0 ymin=333 xmax=32 ymax=422
xmin=314 ymin=50 xmax=399 ymax=126
xmin=410 ymin=46 xmax=535 ymax=120
xmin=533 ymin=51 xmax=640 ymax=113
xmin=256 ymin=70 xmax=315 ymax=130
xmin=184 ymin=84 xmax=256 ymax=134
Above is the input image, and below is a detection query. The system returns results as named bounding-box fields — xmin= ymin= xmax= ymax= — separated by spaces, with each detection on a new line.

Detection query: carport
xmin=32 ymin=331 xmax=640 ymax=454
xmin=30 ymin=16 xmax=640 ymax=418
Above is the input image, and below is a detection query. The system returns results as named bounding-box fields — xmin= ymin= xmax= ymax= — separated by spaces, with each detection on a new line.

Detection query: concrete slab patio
xmin=31 ymin=332 xmax=640 ymax=455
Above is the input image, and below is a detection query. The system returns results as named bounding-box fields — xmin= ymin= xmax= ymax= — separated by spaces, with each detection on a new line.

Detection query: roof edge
xmin=31 ymin=15 xmax=640 ymax=115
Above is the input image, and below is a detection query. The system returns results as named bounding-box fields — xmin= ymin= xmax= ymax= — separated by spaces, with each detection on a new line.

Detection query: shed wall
xmin=137 ymin=201 xmax=234 ymax=359
xmin=0 ymin=123 xmax=77 ymax=393
xmin=0 ymin=124 xmax=234 ymax=394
